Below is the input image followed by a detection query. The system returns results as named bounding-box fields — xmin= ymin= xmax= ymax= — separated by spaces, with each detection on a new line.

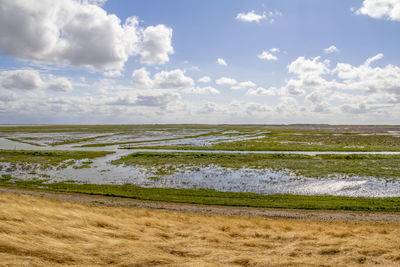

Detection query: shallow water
xmin=1 ymin=128 xmax=217 ymax=147
xmin=1 ymin=160 xmax=399 ymax=197
xmin=3 ymin=137 xmax=400 ymax=155
xmin=0 ymin=137 xmax=399 ymax=197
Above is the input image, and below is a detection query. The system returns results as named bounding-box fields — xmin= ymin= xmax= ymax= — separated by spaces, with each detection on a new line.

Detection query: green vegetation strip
xmin=128 ymin=131 xmax=400 ymax=152
xmin=0 ymin=150 xmax=113 ymax=169
xmin=78 ymin=131 xmax=222 ymax=147
xmin=112 ymin=152 xmax=400 ymax=179
xmin=50 ymin=134 xmax=112 ymax=146
xmin=5 ymin=137 xmax=42 ymax=147
xmin=1 ymin=175 xmax=399 ymax=211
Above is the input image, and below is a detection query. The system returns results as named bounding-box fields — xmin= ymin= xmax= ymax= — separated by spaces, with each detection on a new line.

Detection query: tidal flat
xmin=2 ymin=124 xmax=400 ymax=151
xmin=0 ymin=124 xmax=400 ymax=209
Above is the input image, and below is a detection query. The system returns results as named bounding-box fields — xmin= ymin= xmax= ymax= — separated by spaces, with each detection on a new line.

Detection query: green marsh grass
xmin=1 ymin=175 xmax=399 ymax=211
xmin=112 ymin=152 xmax=400 ymax=178
xmin=128 ymin=131 xmax=400 ymax=151
xmin=0 ymin=150 xmax=112 ymax=169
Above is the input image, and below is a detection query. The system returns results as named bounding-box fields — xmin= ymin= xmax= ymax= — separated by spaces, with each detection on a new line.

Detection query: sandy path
xmin=1 ymin=186 xmax=399 ymax=222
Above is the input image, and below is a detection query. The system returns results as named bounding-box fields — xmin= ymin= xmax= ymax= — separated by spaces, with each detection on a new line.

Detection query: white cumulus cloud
xmin=355 ymin=0 xmax=400 ymax=21
xmin=231 ymin=81 xmax=257 ymax=90
xmin=334 ymin=53 xmax=400 ymax=95
xmin=0 ymin=0 xmax=174 ymax=71
xmin=215 ymin=77 xmax=237 ymax=85
xmin=236 ymin=11 xmax=266 ymax=23
xmin=153 ymin=69 xmax=194 ymax=89
xmin=364 ymin=53 xmax=384 ymax=67
xmin=246 ymin=87 xmax=276 ymax=96
xmin=139 ymin=24 xmax=174 ymax=65
xmin=131 ymin=68 xmax=154 ymax=88
xmin=246 ymin=103 xmax=271 ymax=115
xmin=324 ymin=45 xmax=339 ymax=54
xmin=217 ymin=58 xmax=228 ymax=66
xmin=182 ymin=86 xmax=220 ymax=95
xmin=0 ymin=69 xmax=72 ymax=92
xmin=235 ymin=10 xmax=282 ymax=23
xmin=45 ymin=76 xmax=73 ymax=92
xmin=278 ymin=53 xmax=400 ymax=104
xmin=0 ymin=70 xmax=43 ymax=91
xmin=108 ymin=91 xmax=181 ymax=108
xmin=258 ymin=51 xmax=278 ymax=61
xmin=287 ymin=56 xmax=330 ymax=77
xmin=132 ymin=68 xmax=194 ymax=89
xmin=135 ymin=91 xmax=181 ymax=107
xmin=198 ymin=76 xmax=211 ymax=83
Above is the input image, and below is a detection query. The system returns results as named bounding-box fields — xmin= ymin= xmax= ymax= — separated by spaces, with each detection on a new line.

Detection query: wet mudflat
xmin=0 ymin=125 xmax=399 ymax=198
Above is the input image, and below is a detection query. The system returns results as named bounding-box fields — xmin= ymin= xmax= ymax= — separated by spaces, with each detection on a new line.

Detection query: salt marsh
xmin=1 ymin=124 xmax=400 ymax=198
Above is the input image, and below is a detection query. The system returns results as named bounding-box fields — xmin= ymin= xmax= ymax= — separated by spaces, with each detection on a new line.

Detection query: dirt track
xmin=1 ymin=186 xmax=400 ymax=222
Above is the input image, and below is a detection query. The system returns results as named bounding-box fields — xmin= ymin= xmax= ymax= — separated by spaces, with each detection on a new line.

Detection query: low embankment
xmin=0 ymin=191 xmax=399 ymax=266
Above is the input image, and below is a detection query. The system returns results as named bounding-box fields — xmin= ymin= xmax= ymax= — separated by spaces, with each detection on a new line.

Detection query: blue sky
xmin=1 ymin=0 xmax=400 ymax=124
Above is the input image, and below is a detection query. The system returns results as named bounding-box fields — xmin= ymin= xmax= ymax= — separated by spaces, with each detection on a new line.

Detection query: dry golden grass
xmin=0 ymin=193 xmax=400 ymax=266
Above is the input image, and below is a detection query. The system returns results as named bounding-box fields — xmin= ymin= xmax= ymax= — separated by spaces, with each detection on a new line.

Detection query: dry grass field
xmin=0 ymin=193 xmax=400 ymax=266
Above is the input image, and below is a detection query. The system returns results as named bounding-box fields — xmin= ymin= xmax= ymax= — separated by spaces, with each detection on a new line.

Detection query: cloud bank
xmin=0 ymin=69 xmax=72 ymax=92
xmin=0 ymin=0 xmax=174 ymax=71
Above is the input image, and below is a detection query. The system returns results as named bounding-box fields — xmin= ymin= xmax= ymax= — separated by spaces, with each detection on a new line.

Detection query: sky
xmin=1 ymin=0 xmax=400 ymax=124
